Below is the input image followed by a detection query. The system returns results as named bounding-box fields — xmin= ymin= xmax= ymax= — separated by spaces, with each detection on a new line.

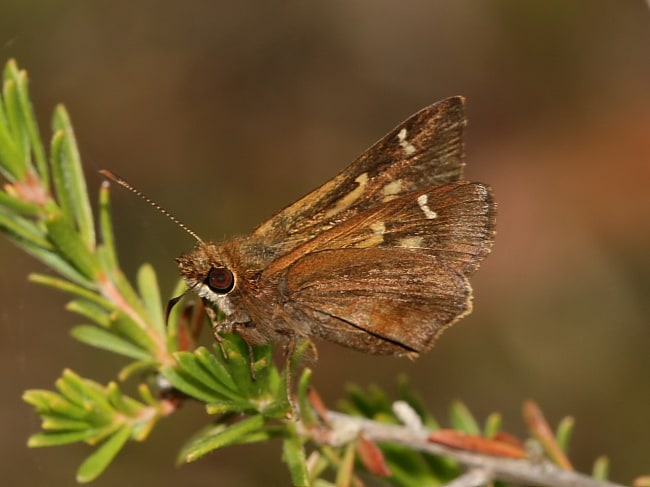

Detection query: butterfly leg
xmin=247 ymin=343 xmax=257 ymax=381
xmin=276 ymin=329 xmax=317 ymax=417
xmin=283 ymin=329 xmax=297 ymax=418
xmin=205 ymin=306 xmax=257 ymax=380
xmin=202 ymin=301 xmax=231 ymax=360
xmin=237 ymin=330 xmax=257 ymax=381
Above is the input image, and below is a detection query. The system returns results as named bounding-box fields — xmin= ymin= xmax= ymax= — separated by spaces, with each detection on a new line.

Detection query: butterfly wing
xmin=321 ymin=182 xmax=495 ymax=275
xmin=245 ymin=97 xmax=468 ymax=264
xmin=264 ymin=181 xmax=495 ymax=277
xmin=230 ymin=97 xmax=494 ymax=355
xmin=264 ymin=182 xmax=495 ymax=355
xmin=283 ymin=247 xmax=471 ymax=356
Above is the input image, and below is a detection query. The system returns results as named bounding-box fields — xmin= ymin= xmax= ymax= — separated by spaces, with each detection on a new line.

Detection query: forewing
xmin=284 ymin=248 xmax=471 ymax=356
xmin=247 ymin=97 xmax=467 ymax=262
xmin=319 ymin=182 xmax=495 ymax=275
xmin=263 ymin=181 xmax=495 ymax=278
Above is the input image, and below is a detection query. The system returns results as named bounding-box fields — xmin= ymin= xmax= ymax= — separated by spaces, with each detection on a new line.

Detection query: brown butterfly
xmin=103 ymin=96 xmax=495 ymax=372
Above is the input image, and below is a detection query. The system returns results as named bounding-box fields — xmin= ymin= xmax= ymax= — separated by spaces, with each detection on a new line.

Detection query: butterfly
xmin=171 ymin=96 xmax=496 ymax=361
xmin=103 ymin=96 xmax=495 ymax=391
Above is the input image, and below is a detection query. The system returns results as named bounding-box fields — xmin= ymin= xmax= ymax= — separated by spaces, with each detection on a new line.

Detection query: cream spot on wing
xmin=355 ymin=221 xmax=386 ymax=248
xmin=398 ymin=236 xmax=424 ymax=249
xmin=397 ymin=128 xmax=417 ymax=155
xmin=324 ymin=172 xmax=369 ymax=218
xmin=382 ymin=179 xmax=403 ymax=201
xmin=370 ymin=222 xmax=386 ymax=235
xmin=417 ymin=193 xmax=437 ymax=219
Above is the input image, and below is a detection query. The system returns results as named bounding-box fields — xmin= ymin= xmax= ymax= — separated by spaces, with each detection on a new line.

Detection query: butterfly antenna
xmin=99 ymin=169 xmax=204 ymax=244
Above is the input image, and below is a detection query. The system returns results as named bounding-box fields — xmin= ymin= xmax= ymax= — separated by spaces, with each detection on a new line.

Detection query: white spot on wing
xmin=398 ymin=236 xmax=424 ymax=248
xmin=382 ymin=179 xmax=402 ymax=201
xmin=417 ymin=194 xmax=437 ymax=219
xmin=397 ymin=128 xmax=417 ymax=155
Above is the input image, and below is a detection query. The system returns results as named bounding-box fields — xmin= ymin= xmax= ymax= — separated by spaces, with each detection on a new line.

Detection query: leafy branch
xmin=1 ymin=59 xmax=645 ymax=486
xmin=0 ymin=58 xmax=295 ymax=483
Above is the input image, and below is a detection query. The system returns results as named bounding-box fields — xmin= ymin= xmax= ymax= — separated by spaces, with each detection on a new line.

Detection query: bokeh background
xmin=1 ymin=1 xmax=649 ymax=485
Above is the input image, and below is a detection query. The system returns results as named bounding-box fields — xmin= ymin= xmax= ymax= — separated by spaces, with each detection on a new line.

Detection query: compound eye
xmin=206 ymin=267 xmax=235 ymax=294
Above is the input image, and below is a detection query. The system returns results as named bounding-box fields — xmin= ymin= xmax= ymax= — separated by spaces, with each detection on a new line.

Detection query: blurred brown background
xmin=1 ymin=1 xmax=649 ymax=485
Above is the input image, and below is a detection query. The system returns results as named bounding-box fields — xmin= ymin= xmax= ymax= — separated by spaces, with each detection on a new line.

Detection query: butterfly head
xmin=176 ymin=243 xmax=237 ymax=313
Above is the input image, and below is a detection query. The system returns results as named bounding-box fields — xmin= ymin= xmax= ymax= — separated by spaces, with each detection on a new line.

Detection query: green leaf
xmin=307 ymin=452 xmax=330 ymax=484
xmin=179 ymin=415 xmax=266 ymax=463
xmin=0 ymin=190 xmax=41 ymax=215
xmin=58 ymin=370 xmax=111 ymax=413
xmin=137 ymin=383 xmax=158 ymax=407
xmin=107 ymin=382 xmax=145 ymax=416
xmin=449 ymin=400 xmax=480 ymax=435
xmin=70 ymin=325 xmax=152 ymax=360
xmin=23 ymin=389 xmax=60 ymax=409
xmin=484 ymin=412 xmax=502 ymax=438
xmin=97 ymin=182 xmax=118 ymax=272
xmin=66 ymin=299 xmax=111 ymax=327
xmin=592 ymin=456 xmax=609 ymax=480
xmin=25 ymin=248 xmax=99 ymax=289
xmin=250 ymin=342 xmax=274 ymax=385
xmin=45 ymin=213 xmax=99 ymax=280
xmin=51 ymin=105 xmax=95 ymax=248
xmin=13 ymin=62 xmax=48 ymax=185
xmin=313 ymin=480 xmax=336 ymax=487
xmin=335 ymin=440 xmax=355 ymax=487
xmin=76 ymin=425 xmax=133 ymax=483
xmin=28 ymin=429 xmax=106 ymax=447
xmin=555 ymin=415 xmax=574 ymax=452
xmin=39 ymin=399 xmax=86 ymax=421
xmin=49 ymin=130 xmax=72 ymax=218
xmin=283 ymin=433 xmax=309 ymax=487
xmin=55 ymin=373 xmax=90 ymax=408
xmin=0 ymin=210 xmax=51 ymax=249
xmin=1 ymin=76 xmax=28 ymax=178
xmin=41 ymin=417 xmax=91 ymax=431
xmin=104 ymin=266 xmax=152 ymax=324
xmin=29 ymin=273 xmax=110 ymax=307
xmin=161 ymin=365 xmax=225 ymax=404
xmin=0 ymin=121 xmax=24 ymax=180
xmin=178 ymin=420 xmax=280 ymax=466
xmin=195 ymin=346 xmax=238 ymax=393
xmin=0 ymin=222 xmax=95 ymax=288
xmin=137 ymin=263 xmax=165 ymax=333
xmin=204 ymin=399 xmax=264 ymax=415
xmin=221 ymin=334 xmax=257 ymax=397
xmin=173 ymin=350 xmax=241 ymax=399
xmin=107 ymin=309 xmax=159 ymax=356
xmin=118 ymin=359 xmax=159 ymax=381
xmin=297 ymin=368 xmax=316 ymax=427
